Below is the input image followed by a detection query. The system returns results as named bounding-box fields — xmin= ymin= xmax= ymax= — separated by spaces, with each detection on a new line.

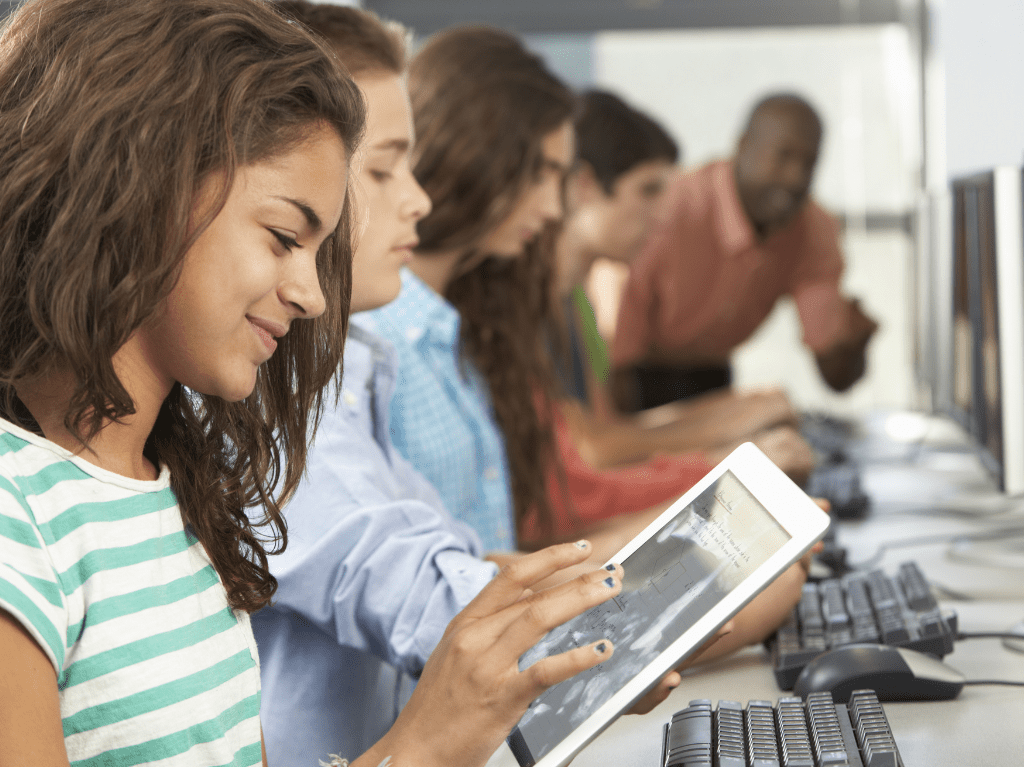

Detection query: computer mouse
xmin=793 ymin=643 xmax=965 ymax=703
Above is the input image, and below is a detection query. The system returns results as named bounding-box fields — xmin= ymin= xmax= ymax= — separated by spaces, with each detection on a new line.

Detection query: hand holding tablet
xmin=358 ymin=541 xmax=626 ymax=767
xmin=507 ymin=442 xmax=830 ymax=767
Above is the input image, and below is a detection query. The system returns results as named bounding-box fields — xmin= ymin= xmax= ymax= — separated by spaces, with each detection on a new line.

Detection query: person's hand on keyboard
xmin=750 ymin=425 xmax=816 ymax=485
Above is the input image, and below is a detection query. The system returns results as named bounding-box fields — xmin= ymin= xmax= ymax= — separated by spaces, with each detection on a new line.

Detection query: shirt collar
xmin=712 ymin=159 xmax=759 ymax=258
xmin=343 ymin=320 xmax=400 ymax=453
xmin=399 ymin=267 xmax=461 ymax=347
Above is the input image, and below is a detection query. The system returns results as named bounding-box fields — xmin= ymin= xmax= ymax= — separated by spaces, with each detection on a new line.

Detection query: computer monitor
xmin=949 ymin=167 xmax=1024 ymax=494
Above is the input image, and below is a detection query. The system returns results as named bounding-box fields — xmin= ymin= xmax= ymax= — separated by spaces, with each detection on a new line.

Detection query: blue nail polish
xmin=604 ymin=576 xmax=615 ymax=588
xmin=605 ymin=564 xmax=616 ymax=572
xmin=595 ymin=642 xmax=608 ymax=654
xmin=575 ymin=540 xmax=589 ymax=550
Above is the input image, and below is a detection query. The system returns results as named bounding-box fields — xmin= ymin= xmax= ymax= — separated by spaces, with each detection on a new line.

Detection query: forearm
xmin=814 ymin=299 xmax=878 ymax=392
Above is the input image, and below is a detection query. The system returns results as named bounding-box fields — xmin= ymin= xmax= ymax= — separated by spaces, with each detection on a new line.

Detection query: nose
xmin=402 ymin=170 xmax=432 ymax=221
xmin=280 ymin=249 xmax=327 ymax=319
xmin=780 ymin=156 xmax=814 ymax=195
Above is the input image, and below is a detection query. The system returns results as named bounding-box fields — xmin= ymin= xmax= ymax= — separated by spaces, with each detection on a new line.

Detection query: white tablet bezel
xmin=508 ymin=441 xmax=830 ymax=767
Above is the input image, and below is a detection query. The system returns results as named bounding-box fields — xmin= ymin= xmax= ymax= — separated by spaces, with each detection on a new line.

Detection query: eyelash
xmin=271 ymin=230 xmax=300 ymax=251
xmin=369 ymin=169 xmax=392 ymax=182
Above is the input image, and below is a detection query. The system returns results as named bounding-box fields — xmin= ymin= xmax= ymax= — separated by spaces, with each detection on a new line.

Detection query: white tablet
xmin=506 ymin=442 xmax=829 ymax=767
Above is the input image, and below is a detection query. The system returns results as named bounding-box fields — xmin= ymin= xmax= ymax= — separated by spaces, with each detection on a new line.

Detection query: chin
xmin=212 ymin=370 xmax=261 ymax=403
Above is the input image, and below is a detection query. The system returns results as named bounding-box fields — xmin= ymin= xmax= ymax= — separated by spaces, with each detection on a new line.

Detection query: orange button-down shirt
xmin=612 ymin=160 xmax=851 ymax=368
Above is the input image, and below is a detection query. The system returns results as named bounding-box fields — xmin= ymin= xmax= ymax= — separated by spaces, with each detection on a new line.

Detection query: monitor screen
xmin=948 ymin=167 xmax=1024 ymax=493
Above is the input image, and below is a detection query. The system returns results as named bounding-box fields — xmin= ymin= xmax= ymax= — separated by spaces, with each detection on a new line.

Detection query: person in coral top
xmin=611 ymin=93 xmax=879 ymax=413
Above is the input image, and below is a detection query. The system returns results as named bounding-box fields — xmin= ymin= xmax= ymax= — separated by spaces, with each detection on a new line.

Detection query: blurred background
xmin=356 ymin=0 xmax=1023 ymax=417
xmin=4 ymin=0 xmax=1020 ymax=417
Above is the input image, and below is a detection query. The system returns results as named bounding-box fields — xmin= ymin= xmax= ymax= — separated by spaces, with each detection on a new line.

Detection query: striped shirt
xmin=0 ymin=418 xmax=262 ymax=766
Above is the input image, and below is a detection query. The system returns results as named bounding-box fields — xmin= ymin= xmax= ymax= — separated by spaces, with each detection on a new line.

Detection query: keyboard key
xmin=662 ymin=693 xmax=903 ymax=767
xmin=666 ymin=702 xmax=712 ymax=767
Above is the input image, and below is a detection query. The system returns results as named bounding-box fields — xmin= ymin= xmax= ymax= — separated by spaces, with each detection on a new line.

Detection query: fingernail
xmin=575 ymin=540 xmax=589 ymax=550
xmin=604 ymin=577 xmax=616 ymax=588
xmin=604 ymin=564 xmax=616 ymax=572
xmin=595 ymin=642 xmax=608 ymax=654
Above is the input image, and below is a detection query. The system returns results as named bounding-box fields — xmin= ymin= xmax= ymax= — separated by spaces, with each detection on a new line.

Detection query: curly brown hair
xmin=0 ymin=0 xmax=365 ymax=612
xmin=408 ymin=27 xmax=577 ymax=538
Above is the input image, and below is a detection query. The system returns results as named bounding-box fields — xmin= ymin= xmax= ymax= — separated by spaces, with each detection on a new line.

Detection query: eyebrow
xmin=540 ymin=156 xmax=571 ymax=175
xmin=371 ymin=138 xmax=411 ymax=153
xmin=276 ymin=196 xmax=323 ymax=233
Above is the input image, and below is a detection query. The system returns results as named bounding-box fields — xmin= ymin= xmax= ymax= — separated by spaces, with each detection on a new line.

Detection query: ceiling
xmin=364 ymin=0 xmax=911 ymax=35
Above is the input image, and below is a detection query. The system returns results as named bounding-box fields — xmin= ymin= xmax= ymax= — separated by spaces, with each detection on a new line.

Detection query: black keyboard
xmin=800 ymin=412 xmax=855 ymax=460
xmin=768 ymin=560 xmax=958 ymax=689
xmin=663 ymin=690 xmax=904 ymax=767
xmin=805 ymin=461 xmax=870 ymax=520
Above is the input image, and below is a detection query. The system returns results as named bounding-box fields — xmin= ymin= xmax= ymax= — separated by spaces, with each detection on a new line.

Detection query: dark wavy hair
xmin=409 ymin=27 xmax=576 ymax=538
xmin=577 ymin=89 xmax=679 ymax=193
xmin=0 ymin=0 xmax=365 ymax=612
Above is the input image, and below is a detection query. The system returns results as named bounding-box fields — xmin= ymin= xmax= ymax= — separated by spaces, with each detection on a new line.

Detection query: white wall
xmin=594 ymin=26 xmax=920 ymax=215
xmin=939 ymin=0 xmax=1024 ymax=178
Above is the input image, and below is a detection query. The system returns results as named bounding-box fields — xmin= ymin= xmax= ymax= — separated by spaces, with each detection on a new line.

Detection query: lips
xmin=247 ymin=317 xmax=284 ymax=356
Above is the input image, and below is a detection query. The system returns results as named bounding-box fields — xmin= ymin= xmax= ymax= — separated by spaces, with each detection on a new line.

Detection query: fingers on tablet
xmin=519 ymin=639 xmax=615 ymax=699
xmin=496 ymin=566 xmax=623 ymax=657
xmin=471 ymin=541 xmax=595 ymax=614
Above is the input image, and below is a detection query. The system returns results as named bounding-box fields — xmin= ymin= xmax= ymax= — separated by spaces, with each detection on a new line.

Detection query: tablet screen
xmin=510 ymin=469 xmax=791 ymax=763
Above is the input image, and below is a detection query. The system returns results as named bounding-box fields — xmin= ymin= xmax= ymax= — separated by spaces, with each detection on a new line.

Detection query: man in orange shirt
xmin=611 ymin=93 xmax=879 ymax=412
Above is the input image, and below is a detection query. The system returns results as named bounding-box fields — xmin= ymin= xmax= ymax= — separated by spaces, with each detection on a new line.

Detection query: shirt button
xmin=484 ymin=466 xmax=499 ymax=481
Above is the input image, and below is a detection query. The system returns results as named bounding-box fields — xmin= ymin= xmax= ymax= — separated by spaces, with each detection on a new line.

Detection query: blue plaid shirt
xmin=360 ymin=269 xmax=517 ymax=552
xmin=253 ymin=323 xmax=496 ymax=766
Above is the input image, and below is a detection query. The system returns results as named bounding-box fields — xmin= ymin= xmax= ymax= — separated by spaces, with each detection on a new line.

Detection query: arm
xmin=560 ymin=387 xmax=799 ymax=471
xmin=814 ymin=299 xmax=879 ymax=392
xmin=269 ymin=398 xmax=498 ymax=675
xmin=0 ymin=609 xmax=69 ymax=767
xmin=791 ymin=207 xmax=878 ymax=392
xmin=705 ymin=424 xmax=815 ymax=486
xmin=608 ymin=248 xmax=660 ymax=414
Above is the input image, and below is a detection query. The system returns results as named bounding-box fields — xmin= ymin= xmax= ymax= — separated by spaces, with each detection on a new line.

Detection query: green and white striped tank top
xmin=0 ymin=418 xmax=262 ymax=766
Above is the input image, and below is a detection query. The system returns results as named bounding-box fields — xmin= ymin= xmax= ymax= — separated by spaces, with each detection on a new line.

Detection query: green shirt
xmin=572 ymin=284 xmax=611 ymax=384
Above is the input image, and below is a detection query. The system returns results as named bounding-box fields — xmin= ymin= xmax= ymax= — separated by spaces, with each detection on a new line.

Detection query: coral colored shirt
xmin=612 ymin=160 xmax=851 ymax=368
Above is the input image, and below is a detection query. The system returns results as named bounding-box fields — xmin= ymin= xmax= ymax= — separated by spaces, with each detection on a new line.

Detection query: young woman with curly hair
xmin=0 ymin=1 xmax=627 ymax=764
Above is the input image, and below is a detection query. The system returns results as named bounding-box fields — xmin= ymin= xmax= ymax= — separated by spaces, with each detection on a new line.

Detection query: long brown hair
xmin=0 ymin=0 xmax=364 ymax=612
xmin=408 ymin=27 xmax=576 ymax=538
xmin=277 ymin=0 xmax=407 ymax=78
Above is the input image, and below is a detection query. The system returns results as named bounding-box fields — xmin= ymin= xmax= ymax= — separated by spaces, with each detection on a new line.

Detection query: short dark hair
xmin=576 ymin=90 xmax=679 ymax=195
xmin=276 ymin=1 xmax=408 ymax=76
xmin=742 ymin=92 xmax=823 ymax=139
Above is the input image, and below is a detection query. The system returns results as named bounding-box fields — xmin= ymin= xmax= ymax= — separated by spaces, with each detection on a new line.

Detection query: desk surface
xmin=490 ymin=412 xmax=1024 ymax=767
